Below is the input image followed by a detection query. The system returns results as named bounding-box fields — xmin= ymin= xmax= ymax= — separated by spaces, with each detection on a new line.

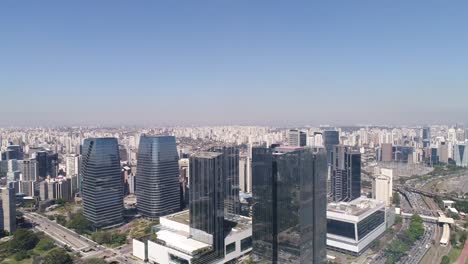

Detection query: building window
xmin=241 ymin=237 xmax=252 ymax=251
xmin=169 ymin=253 xmax=189 ymax=264
xmin=226 ymin=242 xmax=236 ymax=254
xmin=327 ymin=219 xmax=356 ymax=240
xmin=357 ymin=209 xmax=385 ymax=240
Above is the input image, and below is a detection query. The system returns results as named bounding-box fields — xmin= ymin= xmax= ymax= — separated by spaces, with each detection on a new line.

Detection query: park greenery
xmin=384 ymin=214 xmax=424 ymax=264
xmin=0 ymin=228 xmax=76 ymax=263
xmin=42 ymin=248 xmax=73 ymax=264
xmin=91 ymin=230 xmax=127 ymax=247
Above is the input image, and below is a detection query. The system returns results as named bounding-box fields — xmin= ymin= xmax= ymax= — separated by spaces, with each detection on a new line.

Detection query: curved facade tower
xmin=82 ymin=138 xmax=123 ymax=229
xmin=136 ymin=135 xmax=180 ymax=219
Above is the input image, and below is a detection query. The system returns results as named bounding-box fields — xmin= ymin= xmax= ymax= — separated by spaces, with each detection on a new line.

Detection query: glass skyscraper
xmin=136 ymin=135 xmax=180 ymax=219
xmin=252 ymin=147 xmax=327 ymax=264
xmin=81 ymin=138 xmax=123 ymax=229
xmin=323 ymin=130 xmax=339 ymax=163
xmin=189 ymin=152 xmax=225 ymax=261
xmin=209 ymin=146 xmax=240 ymax=215
xmin=330 ymin=145 xmax=361 ymax=202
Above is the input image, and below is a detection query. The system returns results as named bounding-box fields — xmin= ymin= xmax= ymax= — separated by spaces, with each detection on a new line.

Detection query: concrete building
xmin=288 ymin=129 xmax=307 ymax=147
xmin=380 ymin=143 xmax=393 ymax=162
xmin=438 ymin=142 xmax=449 ymax=164
xmin=327 ymin=198 xmax=386 ymax=255
xmin=373 ymin=175 xmax=391 ymax=206
xmin=239 ymin=155 xmax=252 ymax=193
xmin=132 ymin=211 xmax=252 ymax=264
xmin=65 ymin=154 xmax=80 ymax=177
xmin=0 ymin=187 xmax=16 ymax=233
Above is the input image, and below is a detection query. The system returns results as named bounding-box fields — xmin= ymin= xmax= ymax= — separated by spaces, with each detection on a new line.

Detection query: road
xmin=458 ymin=241 xmax=468 ymax=264
xmin=24 ymin=212 xmax=97 ymax=252
xmin=24 ymin=211 xmax=141 ymax=263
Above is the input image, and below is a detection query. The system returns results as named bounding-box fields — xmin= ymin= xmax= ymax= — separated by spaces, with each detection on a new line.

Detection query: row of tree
xmin=384 ymin=214 xmax=424 ymax=264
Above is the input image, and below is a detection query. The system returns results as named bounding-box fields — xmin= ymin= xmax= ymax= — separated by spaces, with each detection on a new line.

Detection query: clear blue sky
xmin=1 ymin=0 xmax=468 ymax=126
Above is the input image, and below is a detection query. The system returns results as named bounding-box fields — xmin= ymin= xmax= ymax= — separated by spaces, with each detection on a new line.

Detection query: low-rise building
xmin=133 ymin=210 xmax=252 ymax=264
xmin=327 ymin=197 xmax=386 ymax=255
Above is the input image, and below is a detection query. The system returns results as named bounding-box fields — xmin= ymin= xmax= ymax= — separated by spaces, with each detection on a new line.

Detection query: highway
xmin=24 ymin=212 xmax=97 ymax=252
xmin=398 ymin=191 xmax=438 ymax=264
xmin=24 ymin=211 xmax=141 ymax=263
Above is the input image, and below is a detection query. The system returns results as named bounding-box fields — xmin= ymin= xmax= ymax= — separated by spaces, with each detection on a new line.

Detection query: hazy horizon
xmin=2 ymin=1 xmax=468 ymax=126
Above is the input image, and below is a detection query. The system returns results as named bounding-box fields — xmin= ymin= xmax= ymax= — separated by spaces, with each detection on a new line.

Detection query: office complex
xmin=454 ymin=142 xmax=468 ymax=167
xmin=330 ymin=145 xmax=361 ymax=202
xmin=287 ymin=129 xmax=307 ymax=147
xmin=252 ymin=146 xmax=327 ymax=264
xmin=132 ymin=151 xmax=252 ymax=264
xmin=380 ymin=143 xmax=393 ymax=162
xmin=209 ymin=146 xmax=240 ymax=215
xmin=82 ymin=138 xmax=123 ymax=229
xmin=323 ymin=130 xmax=340 ymax=162
xmin=327 ymin=198 xmax=386 ymax=255
xmin=422 ymin=127 xmax=431 ymax=148
xmin=136 ymin=135 xmax=180 ymax=219
xmin=0 ymin=187 xmax=16 ymax=234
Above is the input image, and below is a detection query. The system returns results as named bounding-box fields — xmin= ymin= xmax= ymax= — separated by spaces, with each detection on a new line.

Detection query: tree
xmin=66 ymin=211 xmax=92 ymax=234
xmin=35 ymin=238 xmax=56 ymax=251
xmin=460 ymin=232 xmax=467 ymax=245
xmin=9 ymin=229 xmax=40 ymax=253
xmin=42 ymin=248 xmax=72 ymax=264
xmin=441 ymin=255 xmax=450 ymax=264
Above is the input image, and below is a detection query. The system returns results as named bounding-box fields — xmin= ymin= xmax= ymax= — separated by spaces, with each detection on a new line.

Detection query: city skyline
xmin=2 ymin=1 xmax=468 ymax=126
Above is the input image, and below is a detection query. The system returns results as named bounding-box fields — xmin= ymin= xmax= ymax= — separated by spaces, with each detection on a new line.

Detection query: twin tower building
xmin=81 ymin=135 xmax=240 ymax=229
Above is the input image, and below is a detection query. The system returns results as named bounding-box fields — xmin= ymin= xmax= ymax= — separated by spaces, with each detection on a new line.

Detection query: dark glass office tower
xmin=330 ymin=145 xmax=361 ymax=202
xmin=136 ymin=135 xmax=180 ymax=219
xmin=422 ymin=127 xmax=430 ymax=148
xmin=252 ymin=147 xmax=327 ymax=264
xmin=35 ymin=151 xmax=48 ymax=178
xmin=323 ymin=130 xmax=339 ymax=162
xmin=82 ymin=138 xmax=123 ymax=229
xmin=189 ymin=152 xmax=225 ymax=260
xmin=209 ymin=146 xmax=240 ymax=215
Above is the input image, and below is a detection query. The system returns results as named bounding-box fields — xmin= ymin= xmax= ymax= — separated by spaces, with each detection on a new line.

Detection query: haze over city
xmin=2 ymin=1 xmax=468 ymax=126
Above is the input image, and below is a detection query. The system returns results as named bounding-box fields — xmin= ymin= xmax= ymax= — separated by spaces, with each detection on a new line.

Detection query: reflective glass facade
xmin=330 ymin=146 xmax=361 ymax=202
xmin=136 ymin=136 xmax=180 ymax=219
xmin=323 ymin=131 xmax=339 ymax=163
xmin=82 ymin=138 xmax=123 ymax=228
xmin=189 ymin=152 xmax=225 ymax=257
xmin=327 ymin=219 xmax=355 ymax=239
xmin=209 ymin=147 xmax=240 ymax=215
xmin=357 ymin=209 xmax=385 ymax=240
xmin=252 ymin=147 xmax=327 ymax=264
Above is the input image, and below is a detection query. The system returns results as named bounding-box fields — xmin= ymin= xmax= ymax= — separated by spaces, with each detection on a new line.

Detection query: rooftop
xmin=163 ymin=210 xmax=252 ymax=234
xmin=327 ymin=197 xmax=385 ymax=217
xmin=191 ymin=151 xmax=223 ymax=159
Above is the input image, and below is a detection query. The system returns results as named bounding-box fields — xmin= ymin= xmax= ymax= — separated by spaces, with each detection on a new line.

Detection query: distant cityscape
xmin=0 ymin=125 xmax=467 ymax=264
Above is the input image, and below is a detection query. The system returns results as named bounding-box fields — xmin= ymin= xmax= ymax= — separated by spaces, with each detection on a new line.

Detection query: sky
xmin=1 ymin=0 xmax=468 ymax=126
